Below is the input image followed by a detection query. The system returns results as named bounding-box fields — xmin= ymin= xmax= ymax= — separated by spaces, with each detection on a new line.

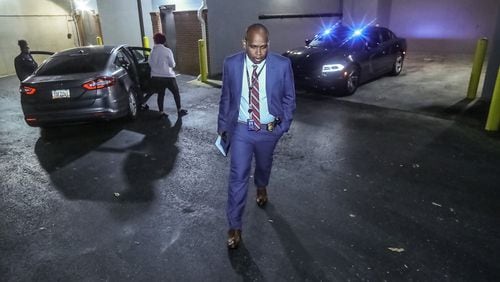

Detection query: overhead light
xmin=74 ymin=0 xmax=91 ymax=11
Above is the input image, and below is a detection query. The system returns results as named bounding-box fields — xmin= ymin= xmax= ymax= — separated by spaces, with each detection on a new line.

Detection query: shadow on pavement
xmin=227 ymin=242 xmax=264 ymax=281
xmin=417 ymin=98 xmax=487 ymax=125
xmin=335 ymin=113 xmax=500 ymax=280
xmin=34 ymin=112 xmax=182 ymax=203
xmin=118 ymin=115 xmax=182 ymax=202
xmin=264 ymin=203 xmax=332 ymax=281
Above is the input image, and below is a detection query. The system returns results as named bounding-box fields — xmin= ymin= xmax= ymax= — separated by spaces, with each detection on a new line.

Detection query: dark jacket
xmin=14 ymin=53 xmax=38 ymax=81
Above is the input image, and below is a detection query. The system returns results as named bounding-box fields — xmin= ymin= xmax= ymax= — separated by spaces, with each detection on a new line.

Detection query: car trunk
xmin=22 ymin=73 xmax=100 ymax=111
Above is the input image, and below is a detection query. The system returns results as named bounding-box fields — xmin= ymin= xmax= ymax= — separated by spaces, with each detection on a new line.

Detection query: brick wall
xmin=150 ymin=12 xmax=162 ymax=35
xmin=173 ymin=10 xmax=208 ymax=75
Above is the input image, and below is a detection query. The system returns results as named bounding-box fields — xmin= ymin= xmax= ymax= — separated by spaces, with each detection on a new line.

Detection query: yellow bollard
xmin=142 ymin=36 xmax=150 ymax=56
xmin=485 ymin=68 xmax=500 ymax=131
xmin=466 ymin=38 xmax=488 ymax=99
xmin=96 ymin=36 xmax=103 ymax=45
xmin=198 ymin=39 xmax=208 ymax=82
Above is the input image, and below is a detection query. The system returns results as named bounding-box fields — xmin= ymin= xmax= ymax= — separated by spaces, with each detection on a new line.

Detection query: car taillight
xmin=21 ymin=86 xmax=37 ymax=95
xmin=82 ymin=77 xmax=115 ymax=90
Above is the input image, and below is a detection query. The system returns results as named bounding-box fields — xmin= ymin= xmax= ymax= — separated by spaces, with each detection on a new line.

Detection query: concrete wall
xmin=0 ymin=0 xmax=78 ymax=76
xmin=392 ymin=0 xmax=498 ymax=53
xmin=342 ymin=0 xmax=379 ymax=27
xmin=206 ymin=0 xmax=341 ymax=75
xmin=207 ymin=0 xmax=497 ymax=74
xmin=481 ymin=3 xmax=500 ymax=99
xmin=343 ymin=0 xmax=499 ymax=54
xmin=97 ymin=0 xmax=154 ymax=46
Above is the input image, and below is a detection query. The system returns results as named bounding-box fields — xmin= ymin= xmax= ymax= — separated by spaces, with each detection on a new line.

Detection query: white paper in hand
xmin=215 ymin=135 xmax=228 ymax=156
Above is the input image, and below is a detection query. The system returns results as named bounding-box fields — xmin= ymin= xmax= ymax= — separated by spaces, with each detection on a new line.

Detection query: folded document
xmin=215 ymin=135 xmax=230 ymax=156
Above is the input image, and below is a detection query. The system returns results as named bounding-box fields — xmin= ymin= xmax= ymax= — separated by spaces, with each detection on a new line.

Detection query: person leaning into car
xmin=14 ymin=40 xmax=38 ymax=82
xmin=217 ymin=23 xmax=296 ymax=249
xmin=143 ymin=33 xmax=187 ymax=117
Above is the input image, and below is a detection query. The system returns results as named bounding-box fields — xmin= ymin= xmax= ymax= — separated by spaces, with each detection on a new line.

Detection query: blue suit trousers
xmin=226 ymin=123 xmax=283 ymax=229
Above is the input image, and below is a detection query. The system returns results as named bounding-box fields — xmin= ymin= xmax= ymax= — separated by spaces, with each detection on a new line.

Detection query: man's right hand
xmin=219 ymin=131 xmax=227 ymax=142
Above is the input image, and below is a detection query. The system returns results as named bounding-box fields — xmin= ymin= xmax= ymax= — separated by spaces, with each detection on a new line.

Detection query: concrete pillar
xmin=481 ymin=3 xmax=500 ymax=100
xmin=159 ymin=5 xmax=177 ymax=55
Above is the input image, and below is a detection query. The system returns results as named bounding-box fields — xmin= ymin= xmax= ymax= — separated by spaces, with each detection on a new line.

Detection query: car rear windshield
xmin=36 ymin=53 xmax=111 ymax=75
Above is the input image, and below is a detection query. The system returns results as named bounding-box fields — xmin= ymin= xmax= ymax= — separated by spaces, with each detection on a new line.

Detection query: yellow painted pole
xmin=198 ymin=39 xmax=208 ymax=82
xmin=485 ymin=68 xmax=500 ymax=131
xmin=142 ymin=36 xmax=150 ymax=56
xmin=96 ymin=36 xmax=103 ymax=45
xmin=467 ymin=38 xmax=488 ymax=99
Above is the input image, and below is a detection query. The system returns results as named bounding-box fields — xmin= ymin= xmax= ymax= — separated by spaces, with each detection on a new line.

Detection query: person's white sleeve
xmin=167 ymin=48 xmax=176 ymax=69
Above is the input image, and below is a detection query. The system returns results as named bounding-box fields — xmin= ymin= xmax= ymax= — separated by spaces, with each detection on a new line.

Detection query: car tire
xmin=340 ymin=67 xmax=360 ymax=95
xmin=127 ymin=88 xmax=138 ymax=120
xmin=390 ymin=52 xmax=404 ymax=76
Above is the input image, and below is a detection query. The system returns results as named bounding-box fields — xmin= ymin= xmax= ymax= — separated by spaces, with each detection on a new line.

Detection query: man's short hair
xmin=18 ymin=40 xmax=28 ymax=48
xmin=153 ymin=33 xmax=167 ymax=45
xmin=245 ymin=23 xmax=269 ymax=41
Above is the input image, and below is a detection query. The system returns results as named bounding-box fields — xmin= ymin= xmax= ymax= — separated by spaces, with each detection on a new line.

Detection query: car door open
xmin=127 ymin=47 xmax=151 ymax=95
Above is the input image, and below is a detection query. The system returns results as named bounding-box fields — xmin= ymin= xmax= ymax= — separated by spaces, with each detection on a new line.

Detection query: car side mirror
xmin=305 ymin=39 xmax=312 ymax=46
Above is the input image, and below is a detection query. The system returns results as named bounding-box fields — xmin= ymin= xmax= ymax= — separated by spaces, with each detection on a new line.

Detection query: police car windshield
xmin=309 ymin=27 xmax=351 ymax=48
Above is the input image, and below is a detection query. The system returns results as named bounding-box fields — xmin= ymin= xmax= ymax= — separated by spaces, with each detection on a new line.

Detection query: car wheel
xmin=341 ymin=68 xmax=360 ymax=95
xmin=127 ymin=88 xmax=138 ymax=120
xmin=391 ymin=52 xmax=404 ymax=76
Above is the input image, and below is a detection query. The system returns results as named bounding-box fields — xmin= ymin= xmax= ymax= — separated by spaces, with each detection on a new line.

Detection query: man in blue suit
xmin=217 ymin=23 xmax=296 ymax=249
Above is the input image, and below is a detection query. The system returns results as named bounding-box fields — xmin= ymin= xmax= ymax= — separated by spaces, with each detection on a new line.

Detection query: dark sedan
xmin=20 ymin=45 xmax=150 ymax=127
xmin=284 ymin=24 xmax=407 ymax=95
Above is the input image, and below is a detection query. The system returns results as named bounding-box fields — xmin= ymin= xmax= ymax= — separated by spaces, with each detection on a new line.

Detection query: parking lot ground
xmin=337 ymin=52 xmax=478 ymax=107
xmin=1 ymin=64 xmax=500 ymax=281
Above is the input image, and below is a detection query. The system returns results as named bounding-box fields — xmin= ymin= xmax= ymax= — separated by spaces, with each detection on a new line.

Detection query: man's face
xmin=21 ymin=46 xmax=29 ymax=53
xmin=244 ymin=29 xmax=269 ymax=64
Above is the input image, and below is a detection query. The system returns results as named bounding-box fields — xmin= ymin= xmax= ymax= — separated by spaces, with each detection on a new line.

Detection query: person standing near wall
xmin=14 ymin=40 xmax=38 ymax=82
xmin=143 ymin=33 xmax=188 ymax=117
xmin=217 ymin=23 xmax=296 ymax=249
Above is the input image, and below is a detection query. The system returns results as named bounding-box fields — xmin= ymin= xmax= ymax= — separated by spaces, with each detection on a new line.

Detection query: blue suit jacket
xmin=217 ymin=52 xmax=296 ymax=135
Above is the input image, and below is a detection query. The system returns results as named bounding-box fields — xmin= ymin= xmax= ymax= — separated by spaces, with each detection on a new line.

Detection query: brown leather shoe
xmin=256 ymin=188 xmax=268 ymax=207
xmin=227 ymin=229 xmax=242 ymax=249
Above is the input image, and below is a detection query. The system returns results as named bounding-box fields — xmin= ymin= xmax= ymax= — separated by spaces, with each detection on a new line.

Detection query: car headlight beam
xmin=322 ymin=64 xmax=345 ymax=73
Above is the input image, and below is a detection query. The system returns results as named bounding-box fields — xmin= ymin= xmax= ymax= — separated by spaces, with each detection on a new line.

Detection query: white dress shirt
xmin=148 ymin=44 xmax=176 ymax=78
xmin=238 ymin=55 xmax=275 ymax=124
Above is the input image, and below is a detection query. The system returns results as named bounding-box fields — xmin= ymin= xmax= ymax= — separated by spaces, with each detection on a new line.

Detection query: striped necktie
xmin=250 ymin=64 xmax=261 ymax=130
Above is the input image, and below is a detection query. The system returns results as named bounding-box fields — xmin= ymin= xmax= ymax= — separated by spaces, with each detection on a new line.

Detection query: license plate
xmin=52 ymin=89 xmax=70 ymax=99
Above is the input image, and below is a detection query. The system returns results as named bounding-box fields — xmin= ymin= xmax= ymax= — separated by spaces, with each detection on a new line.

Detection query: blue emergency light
xmin=353 ymin=29 xmax=363 ymax=37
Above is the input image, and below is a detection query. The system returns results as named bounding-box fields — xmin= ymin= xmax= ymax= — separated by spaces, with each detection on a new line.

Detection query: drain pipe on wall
xmin=197 ymin=0 xmax=208 ymax=82
xmin=69 ymin=0 xmax=82 ymax=46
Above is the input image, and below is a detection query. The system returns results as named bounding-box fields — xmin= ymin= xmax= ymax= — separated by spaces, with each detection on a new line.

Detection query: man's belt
xmin=237 ymin=117 xmax=282 ymax=132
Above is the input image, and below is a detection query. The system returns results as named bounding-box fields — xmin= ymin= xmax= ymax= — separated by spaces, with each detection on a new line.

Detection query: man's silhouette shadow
xmin=120 ymin=116 xmax=182 ymax=201
xmin=34 ymin=114 xmax=182 ymax=204
xmin=228 ymin=242 xmax=264 ymax=281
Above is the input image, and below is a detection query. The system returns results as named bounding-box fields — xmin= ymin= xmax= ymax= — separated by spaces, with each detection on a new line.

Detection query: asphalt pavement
xmin=1 ymin=72 xmax=499 ymax=281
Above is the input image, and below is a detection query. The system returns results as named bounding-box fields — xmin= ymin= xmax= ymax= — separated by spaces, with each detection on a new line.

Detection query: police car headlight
xmin=322 ymin=64 xmax=345 ymax=73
